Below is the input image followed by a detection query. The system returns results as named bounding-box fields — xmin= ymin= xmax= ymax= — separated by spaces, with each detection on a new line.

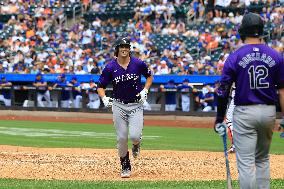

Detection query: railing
xmin=0 ymin=87 xmax=282 ymax=118
xmin=72 ymin=4 xmax=82 ymax=23
xmin=0 ymin=86 xmax=210 ymax=113
xmin=0 ymin=73 xmax=221 ymax=84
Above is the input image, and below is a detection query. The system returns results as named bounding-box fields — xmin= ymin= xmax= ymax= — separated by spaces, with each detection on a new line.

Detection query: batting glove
xmin=137 ymin=88 xmax=148 ymax=104
xmin=214 ymin=122 xmax=227 ymax=137
xmin=102 ymin=96 xmax=113 ymax=108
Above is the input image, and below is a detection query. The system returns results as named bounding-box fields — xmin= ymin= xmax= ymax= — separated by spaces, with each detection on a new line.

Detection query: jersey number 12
xmin=248 ymin=65 xmax=269 ymax=89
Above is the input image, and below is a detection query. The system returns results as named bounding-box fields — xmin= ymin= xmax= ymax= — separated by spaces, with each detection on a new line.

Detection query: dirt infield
xmin=0 ymin=145 xmax=283 ymax=181
xmin=0 ymin=110 xmax=283 ymax=181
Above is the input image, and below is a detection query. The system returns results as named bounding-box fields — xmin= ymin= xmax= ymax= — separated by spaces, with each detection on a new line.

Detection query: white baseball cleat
xmin=120 ymin=151 xmax=131 ymax=178
xmin=121 ymin=169 xmax=131 ymax=178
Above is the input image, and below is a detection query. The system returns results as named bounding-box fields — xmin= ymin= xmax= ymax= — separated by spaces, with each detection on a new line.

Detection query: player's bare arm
xmin=144 ymin=75 xmax=153 ymax=91
xmin=0 ymin=81 xmax=12 ymax=87
xmin=34 ymin=82 xmax=47 ymax=87
xmin=52 ymin=83 xmax=58 ymax=89
xmin=97 ymin=88 xmax=106 ymax=99
xmin=280 ymin=88 xmax=284 ymax=134
xmin=279 ymin=88 xmax=284 ymax=118
xmin=97 ymin=87 xmax=113 ymax=108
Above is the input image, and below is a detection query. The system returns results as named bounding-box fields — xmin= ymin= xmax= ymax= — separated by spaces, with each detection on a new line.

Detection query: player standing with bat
xmin=214 ymin=12 xmax=284 ymax=189
xmin=97 ymin=37 xmax=153 ymax=178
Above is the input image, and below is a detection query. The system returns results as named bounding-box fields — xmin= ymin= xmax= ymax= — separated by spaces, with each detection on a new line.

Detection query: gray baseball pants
xmin=233 ymin=105 xmax=275 ymax=189
xmin=112 ymin=101 xmax=143 ymax=158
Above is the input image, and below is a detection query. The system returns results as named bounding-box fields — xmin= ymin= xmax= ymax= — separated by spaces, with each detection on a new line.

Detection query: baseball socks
xmin=120 ymin=151 xmax=131 ymax=178
xmin=132 ymin=143 xmax=140 ymax=158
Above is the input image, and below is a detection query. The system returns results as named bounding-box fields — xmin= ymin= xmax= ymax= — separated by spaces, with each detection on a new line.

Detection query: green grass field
xmin=0 ymin=120 xmax=283 ymax=189
xmin=0 ymin=179 xmax=283 ymax=189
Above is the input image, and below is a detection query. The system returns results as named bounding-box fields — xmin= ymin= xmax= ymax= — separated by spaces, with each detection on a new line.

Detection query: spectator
xmin=177 ymin=78 xmax=193 ymax=112
xmin=86 ymin=79 xmax=100 ymax=109
xmin=52 ymin=74 xmax=71 ymax=108
xmin=0 ymin=62 xmax=7 ymax=73
xmin=75 ymin=65 xmax=86 ymax=74
xmin=160 ymin=79 xmax=177 ymax=111
xmin=156 ymin=60 xmax=170 ymax=75
xmin=69 ymin=76 xmax=82 ymax=108
xmin=198 ymin=83 xmax=215 ymax=112
xmin=0 ymin=76 xmax=12 ymax=106
xmin=0 ymin=0 xmax=282 ymax=78
xmin=33 ymin=73 xmax=52 ymax=108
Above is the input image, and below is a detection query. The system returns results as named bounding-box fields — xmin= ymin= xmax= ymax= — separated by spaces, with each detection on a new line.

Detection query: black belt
xmin=114 ymin=98 xmax=140 ymax=104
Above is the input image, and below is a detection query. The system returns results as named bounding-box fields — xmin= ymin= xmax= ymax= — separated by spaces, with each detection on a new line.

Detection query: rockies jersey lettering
xmin=99 ymin=57 xmax=152 ymax=102
xmin=219 ymin=44 xmax=284 ymax=105
xmin=238 ymin=52 xmax=276 ymax=68
xmin=114 ymin=74 xmax=139 ymax=84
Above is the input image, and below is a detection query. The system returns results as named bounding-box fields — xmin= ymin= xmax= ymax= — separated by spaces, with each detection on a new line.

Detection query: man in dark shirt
xmin=214 ymin=13 xmax=284 ymax=189
xmin=53 ymin=74 xmax=71 ymax=108
xmin=86 ymin=79 xmax=100 ymax=109
xmin=0 ymin=62 xmax=6 ymax=73
xmin=69 ymin=76 xmax=82 ymax=108
xmin=0 ymin=76 xmax=12 ymax=106
xmin=160 ymin=79 xmax=177 ymax=111
xmin=97 ymin=37 xmax=153 ymax=178
xmin=33 ymin=73 xmax=52 ymax=107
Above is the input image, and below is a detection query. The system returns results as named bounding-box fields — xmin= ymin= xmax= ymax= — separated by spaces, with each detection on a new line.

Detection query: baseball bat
xmin=222 ymin=132 xmax=233 ymax=189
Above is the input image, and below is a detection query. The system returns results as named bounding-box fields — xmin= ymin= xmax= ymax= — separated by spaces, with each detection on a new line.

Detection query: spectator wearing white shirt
xmin=19 ymin=42 xmax=30 ymax=54
xmin=13 ymin=50 xmax=24 ymax=64
xmin=37 ymin=50 xmax=49 ymax=62
xmin=75 ymin=65 xmax=86 ymax=74
xmin=74 ymin=45 xmax=83 ymax=60
xmin=24 ymin=54 xmax=33 ymax=66
xmin=92 ymin=17 xmax=101 ymax=29
xmin=155 ymin=3 xmax=166 ymax=19
xmin=86 ymin=58 xmax=95 ymax=73
xmin=156 ymin=60 xmax=170 ymax=75
xmin=82 ymin=27 xmax=93 ymax=48
xmin=74 ymin=55 xmax=85 ymax=68
xmin=165 ymin=2 xmax=175 ymax=23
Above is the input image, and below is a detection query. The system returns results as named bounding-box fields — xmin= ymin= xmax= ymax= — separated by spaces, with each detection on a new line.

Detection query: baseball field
xmin=0 ymin=111 xmax=283 ymax=189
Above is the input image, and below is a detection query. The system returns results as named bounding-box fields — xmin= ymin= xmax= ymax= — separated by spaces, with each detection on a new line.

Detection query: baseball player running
xmin=33 ymin=73 xmax=52 ymax=107
xmin=97 ymin=37 xmax=153 ymax=178
xmin=214 ymin=12 xmax=284 ymax=189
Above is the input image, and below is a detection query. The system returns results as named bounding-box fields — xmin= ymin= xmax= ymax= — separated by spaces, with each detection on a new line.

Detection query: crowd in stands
xmin=0 ymin=0 xmax=282 ymax=77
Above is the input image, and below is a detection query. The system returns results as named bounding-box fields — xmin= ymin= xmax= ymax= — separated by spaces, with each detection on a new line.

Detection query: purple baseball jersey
xmin=219 ymin=44 xmax=284 ymax=105
xmin=98 ymin=57 xmax=152 ymax=102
